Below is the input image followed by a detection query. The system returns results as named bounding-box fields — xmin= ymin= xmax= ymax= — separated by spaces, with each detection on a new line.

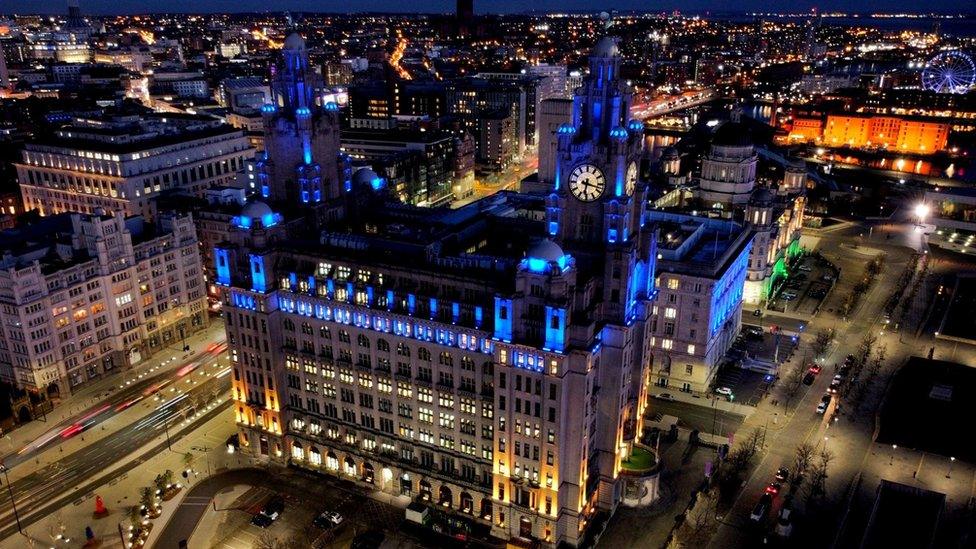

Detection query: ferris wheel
xmin=921 ymin=51 xmax=976 ymax=94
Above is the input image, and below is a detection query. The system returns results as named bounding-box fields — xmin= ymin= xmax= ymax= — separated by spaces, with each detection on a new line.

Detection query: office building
xmin=0 ymin=211 xmax=208 ymax=398
xmin=17 ymin=113 xmax=252 ymax=220
xmin=222 ymin=36 xmax=660 ymax=548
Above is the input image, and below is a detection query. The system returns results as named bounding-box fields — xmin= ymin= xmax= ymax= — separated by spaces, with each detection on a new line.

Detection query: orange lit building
xmin=822 ymin=114 xmax=949 ymax=154
xmin=785 ymin=114 xmax=950 ymax=154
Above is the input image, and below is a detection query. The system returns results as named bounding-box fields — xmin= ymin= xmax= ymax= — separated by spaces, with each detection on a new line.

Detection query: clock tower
xmin=541 ymin=35 xmax=659 ymax=511
xmin=546 ymin=35 xmax=653 ymax=325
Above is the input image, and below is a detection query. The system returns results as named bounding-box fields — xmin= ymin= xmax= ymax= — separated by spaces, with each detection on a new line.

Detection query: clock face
xmin=625 ymin=161 xmax=638 ymax=195
xmin=568 ymin=164 xmax=606 ymax=202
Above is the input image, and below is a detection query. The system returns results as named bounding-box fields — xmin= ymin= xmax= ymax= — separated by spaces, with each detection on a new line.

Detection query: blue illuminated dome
xmin=324 ymin=101 xmax=340 ymax=111
xmin=628 ymin=119 xmax=644 ymax=132
xmin=352 ymin=167 xmax=385 ymax=191
xmin=524 ymin=239 xmax=571 ymax=273
xmin=609 ymin=126 xmax=628 ymax=139
xmin=234 ymin=200 xmax=280 ymax=229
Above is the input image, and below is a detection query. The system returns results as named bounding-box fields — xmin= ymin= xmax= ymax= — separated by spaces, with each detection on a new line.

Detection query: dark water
xmin=707 ymin=15 xmax=976 ymax=38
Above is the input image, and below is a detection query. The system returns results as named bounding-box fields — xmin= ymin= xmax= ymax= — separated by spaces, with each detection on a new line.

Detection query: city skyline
xmin=3 ymin=0 xmax=976 ymax=15
xmin=0 ymin=5 xmax=973 ymax=549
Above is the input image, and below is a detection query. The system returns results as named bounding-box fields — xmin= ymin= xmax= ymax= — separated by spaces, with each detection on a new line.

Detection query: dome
xmin=527 ymin=239 xmax=565 ymax=263
xmin=712 ymin=121 xmax=753 ymax=147
xmin=284 ymin=32 xmax=306 ymax=51
xmin=592 ymin=36 xmax=619 ymax=58
xmin=241 ymin=200 xmax=273 ymax=220
xmin=749 ymin=186 xmax=776 ymax=205
xmin=352 ymin=167 xmax=383 ymax=189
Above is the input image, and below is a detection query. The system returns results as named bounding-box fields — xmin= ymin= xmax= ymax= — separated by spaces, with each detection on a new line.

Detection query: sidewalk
xmin=0 ymin=405 xmax=237 ymax=549
xmin=0 ymin=321 xmax=225 ymax=472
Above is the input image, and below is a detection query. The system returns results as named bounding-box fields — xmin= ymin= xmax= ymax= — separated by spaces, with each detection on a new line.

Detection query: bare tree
xmin=791 ymin=442 xmax=814 ymax=492
xmin=676 ymin=489 xmax=719 ymax=546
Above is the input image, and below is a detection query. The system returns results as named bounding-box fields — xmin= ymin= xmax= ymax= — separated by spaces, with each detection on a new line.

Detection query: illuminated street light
xmin=914 ymin=203 xmax=930 ymax=222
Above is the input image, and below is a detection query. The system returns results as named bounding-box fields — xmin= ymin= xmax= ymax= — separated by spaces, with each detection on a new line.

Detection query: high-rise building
xmin=0 ymin=211 xmax=208 ymax=397
xmin=457 ymin=0 xmax=474 ymax=37
xmin=17 ymin=113 xmax=252 ymax=220
xmin=256 ymin=33 xmax=343 ymax=207
xmin=528 ymin=98 xmax=573 ymax=192
xmin=221 ymin=37 xmax=660 ymax=548
xmin=0 ymin=41 xmax=9 ymax=90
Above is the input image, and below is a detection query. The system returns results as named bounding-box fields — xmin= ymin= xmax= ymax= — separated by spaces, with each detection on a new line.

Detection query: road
xmin=705 ymin=218 xmax=926 ymax=547
xmin=1 ymin=341 xmax=227 ymax=469
xmin=647 ymin=397 xmax=745 ymax=437
xmin=0 ymin=350 xmax=232 ymax=538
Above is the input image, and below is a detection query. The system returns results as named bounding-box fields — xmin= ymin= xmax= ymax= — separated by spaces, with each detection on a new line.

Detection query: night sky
xmin=1 ymin=0 xmax=973 ymax=15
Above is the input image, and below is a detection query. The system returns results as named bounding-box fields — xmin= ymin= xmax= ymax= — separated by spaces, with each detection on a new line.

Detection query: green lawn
xmin=621 ymin=446 xmax=656 ymax=472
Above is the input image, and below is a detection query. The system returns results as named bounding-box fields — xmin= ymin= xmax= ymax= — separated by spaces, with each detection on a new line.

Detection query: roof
xmin=284 ymin=32 xmax=306 ymax=51
xmin=712 ymin=121 xmax=753 ymax=147
xmin=860 ymin=480 xmax=944 ymax=549
xmin=592 ymin=36 xmax=620 ymax=58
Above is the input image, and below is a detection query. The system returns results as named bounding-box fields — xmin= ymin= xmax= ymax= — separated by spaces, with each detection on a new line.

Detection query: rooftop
xmin=877 ymin=356 xmax=976 ymax=462
xmin=647 ymin=210 xmax=753 ymax=278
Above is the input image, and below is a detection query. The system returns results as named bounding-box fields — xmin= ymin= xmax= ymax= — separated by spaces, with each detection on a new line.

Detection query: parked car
xmin=765 ymin=482 xmax=782 ymax=495
xmin=802 ymin=372 xmax=816 ymax=386
xmin=808 ymin=364 xmax=822 ymax=375
xmin=775 ymin=508 xmax=794 ymax=537
xmin=822 ymin=273 xmax=835 ymax=281
xmin=829 ymin=379 xmax=842 ymax=394
xmin=745 ymin=326 xmax=764 ymax=339
xmin=798 ymin=264 xmax=813 ymax=272
xmin=750 ymin=493 xmax=773 ymax=522
xmin=653 ymin=393 xmax=675 ymax=401
xmin=775 ymin=467 xmax=790 ymax=483
xmin=313 ymin=510 xmax=344 ymax=529
xmin=251 ymin=496 xmax=285 ymax=528
xmin=782 ymin=292 xmax=798 ymax=301
xmin=816 ymin=394 xmax=832 ymax=414
xmin=714 ymin=386 xmax=733 ymax=397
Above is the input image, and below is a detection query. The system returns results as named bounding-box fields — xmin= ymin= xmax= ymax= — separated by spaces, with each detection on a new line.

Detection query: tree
xmin=139 ymin=486 xmax=154 ymax=510
xmin=673 ymin=489 xmax=719 ymax=547
xmin=790 ymin=443 xmax=814 ymax=493
xmin=182 ymin=451 xmax=196 ymax=470
xmin=805 ymin=448 xmax=834 ymax=505
xmin=128 ymin=505 xmax=143 ymax=530
xmin=782 ymin=363 xmax=806 ymax=406
xmin=745 ymin=427 xmax=764 ymax=456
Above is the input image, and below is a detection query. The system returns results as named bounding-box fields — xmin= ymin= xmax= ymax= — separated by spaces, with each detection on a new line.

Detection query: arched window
xmin=357 ymin=334 xmax=370 ymax=348
xmin=320 ymin=326 xmax=331 ymax=339
xmin=418 ymin=347 xmax=431 ymax=361
xmin=439 ymin=351 xmax=453 ymax=366
xmin=283 ymin=319 xmax=295 ymax=331
xmin=397 ymin=343 xmax=411 ymax=357
xmin=377 ymin=339 xmax=390 ymax=352
xmin=301 ymin=322 xmax=313 ymax=335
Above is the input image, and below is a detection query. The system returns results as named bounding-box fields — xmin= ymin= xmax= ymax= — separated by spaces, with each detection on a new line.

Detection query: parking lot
xmin=197 ymin=468 xmax=406 ymax=549
xmin=768 ymin=255 xmax=839 ymax=315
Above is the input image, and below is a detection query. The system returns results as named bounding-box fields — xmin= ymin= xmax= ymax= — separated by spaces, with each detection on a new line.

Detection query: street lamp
xmin=0 ymin=464 xmax=22 ymax=534
xmin=823 ymin=436 xmax=830 ymax=453
xmin=890 ymin=444 xmax=898 ymax=466
xmin=914 ymin=202 xmax=930 ymax=223
xmin=947 ymin=456 xmax=956 ymax=479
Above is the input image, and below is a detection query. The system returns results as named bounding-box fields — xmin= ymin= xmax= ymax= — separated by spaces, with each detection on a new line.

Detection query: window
xmin=685 ymin=364 xmax=694 ymax=375
xmin=667 ymin=278 xmax=679 ymax=290
xmin=687 ymin=344 xmax=696 ymax=355
xmin=439 ymin=412 xmax=455 ymax=429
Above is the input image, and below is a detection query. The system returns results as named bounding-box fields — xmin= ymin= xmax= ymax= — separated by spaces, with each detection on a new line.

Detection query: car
xmin=781 ymin=292 xmax=798 ymax=301
xmin=808 ymin=364 xmax=822 ymax=375
xmin=775 ymin=508 xmax=794 ymax=537
xmin=765 ymin=482 xmax=782 ymax=495
xmin=810 ymin=288 xmax=827 ymax=299
xmin=750 ymin=493 xmax=773 ymax=522
xmin=351 ymin=529 xmax=386 ymax=549
xmin=251 ymin=496 xmax=285 ymax=528
xmin=714 ymin=387 xmax=733 ymax=397
xmin=802 ymin=372 xmax=816 ymax=386
xmin=313 ymin=510 xmax=344 ymax=529
xmin=798 ymin=264 xmax=813 ymax=272
xmin=775 ymin=467 xmax=790 ymax=482
xmin=653 ymin=393 xmax=675 ymax=401
xmin=745 ymin=326 xmax=764 ymax=339
xmin=845 ymin=354 xmax=855 ymax=365
xmin=829 ymin=379 xmax=842 ymax=394
xmin=816 ymin=394 xmax=832 ymax=414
